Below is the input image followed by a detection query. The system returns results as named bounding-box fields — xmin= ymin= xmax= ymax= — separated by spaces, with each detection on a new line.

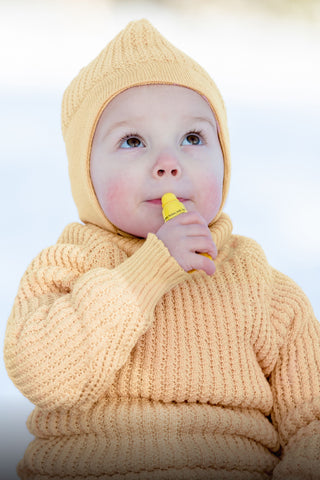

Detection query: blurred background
xmin=1 ymin=0 xmax=320 ymax=478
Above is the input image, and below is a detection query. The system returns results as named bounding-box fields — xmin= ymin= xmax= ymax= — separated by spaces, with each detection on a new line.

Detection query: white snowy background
xmin=1 ymin=0 xmax=319 ymax=478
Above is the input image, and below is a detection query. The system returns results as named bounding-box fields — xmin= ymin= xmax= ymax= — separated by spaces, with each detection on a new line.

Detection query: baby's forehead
xmin=97 ymin=84 xmax=218 ymax=128
xmin=107 ymin=83 xmax=208 ymax=103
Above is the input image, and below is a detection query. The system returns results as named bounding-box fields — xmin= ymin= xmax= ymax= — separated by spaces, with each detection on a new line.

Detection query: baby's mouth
xmin=147 ymin=197 xmax=189 ymax=205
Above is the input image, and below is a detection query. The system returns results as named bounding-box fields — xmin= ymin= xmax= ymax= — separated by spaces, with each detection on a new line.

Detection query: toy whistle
xmin=161 ymin=193 xmax=212 ymax=271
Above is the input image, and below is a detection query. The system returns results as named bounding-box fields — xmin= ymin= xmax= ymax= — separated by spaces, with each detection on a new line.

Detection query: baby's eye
xmin=119 ymin=135 xmax=144 ymax=149
xmin=181 ymin=133 xmax=203 ymax=146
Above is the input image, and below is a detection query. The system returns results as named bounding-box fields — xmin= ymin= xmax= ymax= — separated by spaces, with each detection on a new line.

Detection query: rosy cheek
xmin=202 ymin=174 xmax=223 ymax=220
xmin=105 ymin=180 xmax=126 ymax=205
xmin=212 ymin=175 xmax=223 ymax=202
xmin=102 ymin=177 xmax=132 ymax=223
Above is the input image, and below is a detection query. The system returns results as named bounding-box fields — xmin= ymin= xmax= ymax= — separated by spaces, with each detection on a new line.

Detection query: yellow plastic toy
xmin=161 ymin=193 xmax=212 ymax=271
xmin=161 ymin=192 xmax=187 ymax=221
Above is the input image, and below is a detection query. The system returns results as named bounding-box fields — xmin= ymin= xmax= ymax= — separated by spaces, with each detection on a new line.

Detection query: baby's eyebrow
xmin=102 ymin=115 xmax=217 ymax=139
xmin=104 ymin=118 xmax=144 ymax=138
xmin=189 ymin=116 xmax=217 ymax=131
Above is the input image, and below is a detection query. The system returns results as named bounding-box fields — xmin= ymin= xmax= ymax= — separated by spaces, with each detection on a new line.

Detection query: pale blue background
xmin=1 ymin=1 xmax=319 ymax=479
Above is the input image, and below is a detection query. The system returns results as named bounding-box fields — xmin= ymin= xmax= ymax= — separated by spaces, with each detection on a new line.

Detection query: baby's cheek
xmin=104 ymin=179 xmax=125 ymax=205
xmin=202 ymin=174 xmax=223 ymax=220
xmin=103 ymin=177 xmax=133 ymax=222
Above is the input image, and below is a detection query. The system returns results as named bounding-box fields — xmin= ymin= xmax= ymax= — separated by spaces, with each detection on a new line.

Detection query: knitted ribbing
xmin=61 ymin=19 xmax=231 ymax=233
xmin=4 ymin=213 xmax=320 ymax=479
xmin=61 ymin=20 xmax=221 ymax=133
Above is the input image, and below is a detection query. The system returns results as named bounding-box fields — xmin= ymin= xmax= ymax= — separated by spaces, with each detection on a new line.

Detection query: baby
xmin=4 ymin=18 xmax=320 ymax=480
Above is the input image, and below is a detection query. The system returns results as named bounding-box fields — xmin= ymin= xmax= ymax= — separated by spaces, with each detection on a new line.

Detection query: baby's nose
xmin=157 ymin=168 xmax=178 ymax=177
xmin=152 ymin=151 xmax=181 ymax=178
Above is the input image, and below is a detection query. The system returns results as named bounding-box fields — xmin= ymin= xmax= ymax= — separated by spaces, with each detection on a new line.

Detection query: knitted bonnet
xmin=61 ymin=18 xmax=231 ymax=234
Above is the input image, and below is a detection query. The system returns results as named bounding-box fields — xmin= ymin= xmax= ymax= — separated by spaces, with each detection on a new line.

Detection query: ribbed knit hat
xmin=61 ymin=18 xmax=231 ymax=234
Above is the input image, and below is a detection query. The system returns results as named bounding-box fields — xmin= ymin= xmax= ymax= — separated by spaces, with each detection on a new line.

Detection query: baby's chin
xmin=113 ymin=218 xmax=163 ymax=239
xmin=129 ymin=224 xmax=162 ymax=239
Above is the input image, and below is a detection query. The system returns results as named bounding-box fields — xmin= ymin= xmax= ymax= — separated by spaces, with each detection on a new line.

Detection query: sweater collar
xmin=103 ymin=212 xmax=233 ymax=258
xmin=209 ymin=212 xmax=233 ymax=252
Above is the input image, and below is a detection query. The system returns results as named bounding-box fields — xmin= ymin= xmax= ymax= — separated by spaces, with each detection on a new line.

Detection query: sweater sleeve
xmin=4 ymin=226 xmax=188 ymax=411
xmin=269 ymin=269 xmax=320 ymax=479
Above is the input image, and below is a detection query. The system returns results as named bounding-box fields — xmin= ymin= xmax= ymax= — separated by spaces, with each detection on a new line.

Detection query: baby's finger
xmin=179 ymin=222 xmax=211 ymax=238
xmin=171 ymin=210 xmax=207 ymax=227
xmin=184 ymin=234 xmax=218 ymax=260
xmin=189 ymin=254 xmax=216 ymax=276
xmin=196 ymin=243 xmax=218 ymax=260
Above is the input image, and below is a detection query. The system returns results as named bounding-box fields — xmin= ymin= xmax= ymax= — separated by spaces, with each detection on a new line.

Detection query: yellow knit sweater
xmin=4 ymin=213 xmax=320 ymax=479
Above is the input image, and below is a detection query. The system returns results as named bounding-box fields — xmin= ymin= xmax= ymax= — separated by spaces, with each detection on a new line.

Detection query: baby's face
xmin=90 ymin=85 xmax=224 ymax=238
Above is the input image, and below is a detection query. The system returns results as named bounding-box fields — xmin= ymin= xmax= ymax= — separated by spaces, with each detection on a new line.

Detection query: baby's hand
xmin=155 ymin=211 xmax=217 ymax=275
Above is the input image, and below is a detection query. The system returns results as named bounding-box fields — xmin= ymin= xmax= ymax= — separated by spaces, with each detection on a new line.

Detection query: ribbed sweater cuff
xmin=116 ymin=233 xmax=188 ymax=315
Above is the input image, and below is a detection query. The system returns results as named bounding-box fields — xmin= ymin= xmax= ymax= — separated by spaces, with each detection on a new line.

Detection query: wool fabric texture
xmin=61 ymin=18 xmax=230 ymax=233
xmin=4 ymin=17 xmax=320 ymax=480
xmin=4 ymin=215 xmax=320 ymax=479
